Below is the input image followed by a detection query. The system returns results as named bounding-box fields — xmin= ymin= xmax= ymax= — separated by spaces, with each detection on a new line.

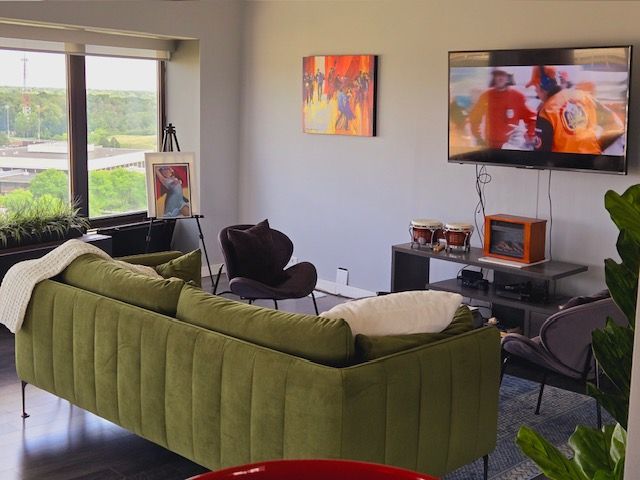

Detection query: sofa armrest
xmin=340 ymin=326 xmax=500 ymax=476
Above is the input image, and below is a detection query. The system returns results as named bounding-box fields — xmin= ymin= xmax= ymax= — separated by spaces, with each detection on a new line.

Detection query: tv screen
xmin=448 ymin=46 xmax=631 ymax=174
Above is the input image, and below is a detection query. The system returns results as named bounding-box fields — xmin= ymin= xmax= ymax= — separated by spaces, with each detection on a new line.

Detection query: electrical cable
xmin=548 ymin=170 xmax=553 ymax=261
xmin=474 ymin=164 xmax=491 ymax=245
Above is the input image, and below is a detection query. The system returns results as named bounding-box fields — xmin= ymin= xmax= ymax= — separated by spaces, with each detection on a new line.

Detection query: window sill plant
xmin=0 ymin=196 xmax=89 ymax=250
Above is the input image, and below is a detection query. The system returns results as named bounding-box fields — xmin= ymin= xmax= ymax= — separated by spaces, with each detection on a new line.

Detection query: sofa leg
xmin=535 ymin=376 xmax=546 ymax=415
xmin=21 ymin=381 xmax=29 ymax=419
xmin=273 ymin=299 xmax=279 ymax=310
xmin=311 ymin=291 xmax=319 ymax=315
xmin=483 ymin=454 xmax=489 ymax=480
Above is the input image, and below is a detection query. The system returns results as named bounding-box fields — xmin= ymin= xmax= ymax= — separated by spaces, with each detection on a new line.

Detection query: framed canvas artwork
xmin=144 ymin=152 xmax=199 ymax=219
xmin=302 ymin=54 xmax=377 ymax=136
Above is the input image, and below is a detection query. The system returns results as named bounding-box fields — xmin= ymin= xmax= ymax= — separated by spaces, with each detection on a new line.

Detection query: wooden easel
xmin=144 ymin=124 xmax=216 ymax=292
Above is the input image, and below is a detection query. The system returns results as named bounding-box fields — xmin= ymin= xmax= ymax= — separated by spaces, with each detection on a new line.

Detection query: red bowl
xmin=188 ymin=459 xmax=438 ymax=480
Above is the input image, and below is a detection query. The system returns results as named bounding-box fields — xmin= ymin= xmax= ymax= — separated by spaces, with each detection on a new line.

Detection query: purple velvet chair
xmin=216 ymin=224 xmax=319 ymax=314
xmin=501 ymin=291 xmax=626 ymax=427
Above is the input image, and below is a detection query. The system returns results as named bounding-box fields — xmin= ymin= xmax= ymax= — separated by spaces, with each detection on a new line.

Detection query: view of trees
xmin=0 ymin=168 xmax=147 ymax=217
xmin=0 ymin=87 xmax=156 ymax=148
xmin=0 ymin=85 xmax=156 ymax=217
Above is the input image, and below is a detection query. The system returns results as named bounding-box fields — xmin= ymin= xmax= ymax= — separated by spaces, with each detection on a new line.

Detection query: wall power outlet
xmin=336 ymin=267 xmax=349 ymax=286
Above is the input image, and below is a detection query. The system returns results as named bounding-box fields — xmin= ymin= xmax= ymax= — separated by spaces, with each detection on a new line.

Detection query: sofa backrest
xmin=176 ymin=284 xmax=354 ymax=366
xmin=61 ymin=253 xmax=185 ymax=317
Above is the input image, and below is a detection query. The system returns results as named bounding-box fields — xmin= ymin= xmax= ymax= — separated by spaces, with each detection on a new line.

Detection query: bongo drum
xmin=444 ymin=222 xmax=474 ymax=252
xmin=409 ymin=219 xmax=443 ymax=248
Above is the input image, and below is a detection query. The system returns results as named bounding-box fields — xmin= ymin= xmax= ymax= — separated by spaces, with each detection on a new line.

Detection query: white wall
xmin=240 ymin=0 xmax=640 ymax=295
xmin=0 ymin=0 xmax=244 ymax=263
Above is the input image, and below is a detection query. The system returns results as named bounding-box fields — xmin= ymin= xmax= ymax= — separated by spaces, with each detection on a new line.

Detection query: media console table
xmin=391 ymin=243 xmax=588 ymax=337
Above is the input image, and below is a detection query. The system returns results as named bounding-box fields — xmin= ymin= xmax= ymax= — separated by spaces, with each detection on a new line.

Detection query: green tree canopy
xmin=89 ymin=167 xmax=147 ymax=217
xmin=29 ymin=169 xmax=69 ymax=202
xmin=0 ymin=189 xmax=34 ymax=212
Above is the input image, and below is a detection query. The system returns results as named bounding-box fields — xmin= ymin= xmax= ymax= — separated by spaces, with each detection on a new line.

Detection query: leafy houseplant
xmin=516 ymin=184 xmax=640 ymax=479
xmin=0 ymin=195 xmax=89 ymax=249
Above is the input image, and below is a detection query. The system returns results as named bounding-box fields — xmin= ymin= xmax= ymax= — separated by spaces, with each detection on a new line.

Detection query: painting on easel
xmin=144 ymin=152 xmax=199 ymax=219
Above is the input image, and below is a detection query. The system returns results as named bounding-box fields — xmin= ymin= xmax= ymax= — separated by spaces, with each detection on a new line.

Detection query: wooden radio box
xmin=483 ymin=214 xmax=546 ymax=264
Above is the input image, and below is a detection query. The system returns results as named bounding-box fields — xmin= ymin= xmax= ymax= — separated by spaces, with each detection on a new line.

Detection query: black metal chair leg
xmin=21 ymin=381 xmax=29 ymax=418
xmin=500 ymin=355 xmax=510 ymax=385
xmin=248 ymin=299 xmax=253 ymax=305
xmin=535 ymin=375 xmax=546 ymax=415
xmin=273 ymin=299 xmax=278 ymax=310
xmin=311 ymin=291 xmax=319 ymax=315
xmin=483 ymin=454 xmax=489 ymax=480
xmin=212 ymin=264 xmax=224 ymax=295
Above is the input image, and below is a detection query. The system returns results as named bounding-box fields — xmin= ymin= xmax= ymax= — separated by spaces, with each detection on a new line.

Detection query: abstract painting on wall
xmin=302 ymin=55 xmax=377 ymax=136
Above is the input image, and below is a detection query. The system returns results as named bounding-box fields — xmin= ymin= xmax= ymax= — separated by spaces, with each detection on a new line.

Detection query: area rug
xmin=444 ymin=375 xmax=611 ymax=480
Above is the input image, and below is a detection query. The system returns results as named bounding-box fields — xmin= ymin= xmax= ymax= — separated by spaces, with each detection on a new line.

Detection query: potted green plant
xmin=516 ymin=184 xmax=639 ymax=479
xmin=0 ymin=195 xmax=90 ymax=250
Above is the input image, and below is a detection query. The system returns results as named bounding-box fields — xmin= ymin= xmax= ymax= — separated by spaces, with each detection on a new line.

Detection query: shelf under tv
xmin=391 ymin=243 xmax=589 ymax=337
xmin=427 ymin=278 xmax=571 ymax=316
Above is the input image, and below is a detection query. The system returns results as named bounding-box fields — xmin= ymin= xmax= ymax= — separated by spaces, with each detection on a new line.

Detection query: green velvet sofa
xmin=15 ymin=252 xmax=500 ymax=478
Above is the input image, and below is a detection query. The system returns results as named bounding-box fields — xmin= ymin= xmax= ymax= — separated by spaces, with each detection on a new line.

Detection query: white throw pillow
xmin=320 ymin=291 xmax=463 ymax=336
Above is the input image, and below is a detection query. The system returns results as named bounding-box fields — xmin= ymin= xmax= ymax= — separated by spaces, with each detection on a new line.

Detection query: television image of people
xmin=449 ymin=47 xmax=631 ymax=173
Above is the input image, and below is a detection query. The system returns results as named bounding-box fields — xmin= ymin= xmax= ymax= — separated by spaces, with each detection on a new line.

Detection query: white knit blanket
xmin=0 ymin=239 xmax=159 ymax=333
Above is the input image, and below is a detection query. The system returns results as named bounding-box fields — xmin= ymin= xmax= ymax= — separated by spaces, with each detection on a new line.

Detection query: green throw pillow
xmin=355 ymin=305 xmax=475 ymax=361
xmin=155 ymin=249 xmax=202 ymax=287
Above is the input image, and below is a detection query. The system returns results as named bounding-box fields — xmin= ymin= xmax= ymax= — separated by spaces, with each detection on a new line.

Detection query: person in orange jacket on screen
xmin=468 ymin=68 xmax=536 ymax=149
xmin=527 ymin=65 xmax=624 ymax=154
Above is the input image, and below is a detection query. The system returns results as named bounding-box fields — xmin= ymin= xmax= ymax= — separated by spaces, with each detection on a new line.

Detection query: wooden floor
xmin=0 ymin=278 xmax=345 ymax=480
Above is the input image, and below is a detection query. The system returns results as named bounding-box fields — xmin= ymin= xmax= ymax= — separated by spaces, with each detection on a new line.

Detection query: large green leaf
xmin=605 ymin=188 xmax=640 ymax=246
xmin=620 ymin=183 xmax=640 ymax=205
xmin=516 ymin=426 xmax=588 ymax=480
xmin=568 ymin=425 xmax=615 ymax=478
xmin=592 ymin=319 xmax=634 ymax=396
xmin=604 ymin=259 xmax=637 ymax=327
xmin=588 ymin=384 xmax=629 ymax=430
xmin=615 ymin=230 xmax=640 ymax=284
xmin=610 ymin=424 xmax=627 ymax=465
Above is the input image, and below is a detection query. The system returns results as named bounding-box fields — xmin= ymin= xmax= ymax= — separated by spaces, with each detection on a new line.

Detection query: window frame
xmin=65 ymin=54 xmax=166 ymax=228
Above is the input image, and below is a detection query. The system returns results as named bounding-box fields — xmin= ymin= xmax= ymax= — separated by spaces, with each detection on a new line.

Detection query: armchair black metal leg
xmin=248 ymin=299 xmax=253 ymax=305
xmin=311 ymin=291 xmax=319 ymax=315
xmin=535 ymin=375 xmax=547 ymax=415
xmin=21 ymin=381 xmax=29 ymax=419
xmin=212 ymin=264 xmax=224 ymax=295
xmin=500 ymin=355 xmax=510 ymax=385
xmin=483 ymin=454 xmax=489 ymax=480
xmin=273 ymin=299 xmax=278 ymax=310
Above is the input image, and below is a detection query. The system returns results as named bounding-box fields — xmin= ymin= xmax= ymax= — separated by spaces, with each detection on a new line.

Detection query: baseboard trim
xmin=202 ymin=266 xmax=375 ymax=300
xmin=315 ymin=279 xmax=375 ymax=299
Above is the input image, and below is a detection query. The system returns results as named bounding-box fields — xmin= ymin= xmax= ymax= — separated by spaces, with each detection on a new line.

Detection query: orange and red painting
xmin=303 ymin=55 xmax=377 ymax=136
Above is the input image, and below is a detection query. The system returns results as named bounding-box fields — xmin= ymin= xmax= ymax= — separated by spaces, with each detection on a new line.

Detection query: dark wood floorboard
xmin=0 ymin=276 xmax=346 ymax=480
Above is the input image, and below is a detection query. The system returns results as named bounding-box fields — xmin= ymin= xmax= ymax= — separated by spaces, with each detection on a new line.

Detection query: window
xmin=86 ymin=56 xmax=159 ymax=218
xmin=0 ymin=47 xmax=163 ymax=224
xmin=0 ymin=50 xmax=69 ymax=214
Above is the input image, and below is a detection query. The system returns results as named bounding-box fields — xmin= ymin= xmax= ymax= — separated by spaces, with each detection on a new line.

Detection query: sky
xmin=0 ymin=49 xmax=157 ymax=91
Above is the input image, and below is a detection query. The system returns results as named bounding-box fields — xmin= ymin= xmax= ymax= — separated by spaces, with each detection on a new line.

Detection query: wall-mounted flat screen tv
xmin=448 ymin=46 xmax=631 ymax=174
